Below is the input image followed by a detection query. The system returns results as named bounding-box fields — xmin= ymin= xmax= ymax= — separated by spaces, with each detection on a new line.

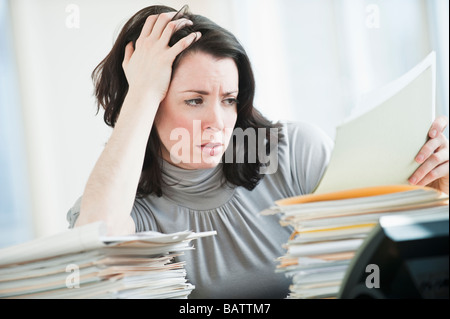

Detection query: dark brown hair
xmin=92 ymin=5 xmax=282 ymax=197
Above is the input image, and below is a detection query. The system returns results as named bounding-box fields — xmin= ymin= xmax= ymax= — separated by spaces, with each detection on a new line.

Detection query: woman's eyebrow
xmin=181 ymin=89 xmax=209 ymax=95
xmin=180 ymin=89 xmax=238 ymax=95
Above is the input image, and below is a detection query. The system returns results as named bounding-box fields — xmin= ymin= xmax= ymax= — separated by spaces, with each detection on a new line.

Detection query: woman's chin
xmin=166 ymin=155 xmax=223 ymax=170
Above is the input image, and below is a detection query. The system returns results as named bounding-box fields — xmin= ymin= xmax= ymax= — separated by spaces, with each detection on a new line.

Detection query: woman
xmin=68 ymin=5 xmax=449 ymax=298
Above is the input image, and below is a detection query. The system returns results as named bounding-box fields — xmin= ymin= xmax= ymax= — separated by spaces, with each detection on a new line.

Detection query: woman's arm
xmin=75 ymin=12 xmax=200 ymax=235
xmin=409 ymin=115 xmax=449 ymax=194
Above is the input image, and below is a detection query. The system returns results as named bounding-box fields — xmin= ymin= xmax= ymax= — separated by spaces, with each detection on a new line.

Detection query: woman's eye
xmin=184 ymin=98 xmax=203 ymax=107
xmin=223 ymin=98 xmax=238 ymax=106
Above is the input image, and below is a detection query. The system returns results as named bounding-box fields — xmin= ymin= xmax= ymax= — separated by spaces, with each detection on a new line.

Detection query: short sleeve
xmin=130 ymin=198 xmax=160 ymax=233
xmin=66 ymin=195 xmax=158 ymax=232
xmin=284 ymin=121 xmax=334 ymax=195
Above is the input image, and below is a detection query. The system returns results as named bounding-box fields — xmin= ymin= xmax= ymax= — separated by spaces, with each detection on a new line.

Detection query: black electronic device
xmin=339 ymin=209 xmax=449 ymax=299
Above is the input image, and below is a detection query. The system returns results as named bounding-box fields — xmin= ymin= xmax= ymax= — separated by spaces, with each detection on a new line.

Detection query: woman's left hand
xmin=409 ymin=115 xmax=449 ymax=194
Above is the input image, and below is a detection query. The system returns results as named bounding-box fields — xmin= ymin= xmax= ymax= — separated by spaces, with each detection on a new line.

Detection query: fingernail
xmin=191 ymin=32 xmax=201 ymax=41
xmin=416 ymin=154 xmax=424 ymax=163
xmin=409 ymin=177 xmax=417 ymax=185
xmin=430 ymin=129 xmax=437 ymax=138
xmin=179 ymin=19 xmax=193 ymax=26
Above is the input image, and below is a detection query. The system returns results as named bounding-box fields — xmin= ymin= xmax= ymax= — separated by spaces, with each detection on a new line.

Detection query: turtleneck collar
xmin=160 ymin=160 xmax=236 ymax=210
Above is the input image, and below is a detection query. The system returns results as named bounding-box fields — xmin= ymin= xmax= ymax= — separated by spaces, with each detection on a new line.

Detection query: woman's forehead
xmin=171 ymin=51 xmax=239 ymax=91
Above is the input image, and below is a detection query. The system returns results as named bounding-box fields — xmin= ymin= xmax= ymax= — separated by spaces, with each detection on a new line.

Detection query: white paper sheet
xmin=314 ymin=52 xmax=436 ymax=194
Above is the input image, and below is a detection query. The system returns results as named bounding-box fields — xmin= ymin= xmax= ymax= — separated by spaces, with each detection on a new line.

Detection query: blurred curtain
xmin=0 ymin=0 xmax=33 ymax=247
xmin=231 ymin=0 xmax=449 ymax=139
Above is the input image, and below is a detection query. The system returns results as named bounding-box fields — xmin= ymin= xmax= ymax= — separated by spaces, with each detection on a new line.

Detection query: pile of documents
xmin=0 ymin=222 xmax=215 ymax=299
xmin=262 ymin=185 xmax=449 ymax=299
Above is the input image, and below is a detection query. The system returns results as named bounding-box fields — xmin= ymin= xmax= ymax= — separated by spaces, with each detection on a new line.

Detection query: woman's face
xmin=154 ymin=51 xmax=239 ymax=169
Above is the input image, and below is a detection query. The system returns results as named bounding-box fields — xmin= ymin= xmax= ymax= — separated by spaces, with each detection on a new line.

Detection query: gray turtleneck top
xmin=67 ymin=121 xmax=333 ymax=299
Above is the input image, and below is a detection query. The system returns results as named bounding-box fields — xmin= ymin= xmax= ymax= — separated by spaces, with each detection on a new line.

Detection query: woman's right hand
xmin=78 ymin=12 xmax=200 ymax=235
xmin=122 ymin=12 xmax=200 ymax=103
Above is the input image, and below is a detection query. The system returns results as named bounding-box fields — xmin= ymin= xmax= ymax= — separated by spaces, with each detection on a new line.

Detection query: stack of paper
xmin=0 ymin=222 xmax=215 ymax=299
xmin=262 ymin=185 xmax=449 ymax=299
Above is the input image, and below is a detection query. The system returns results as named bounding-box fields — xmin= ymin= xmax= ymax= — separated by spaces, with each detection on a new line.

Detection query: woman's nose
xmin=202 ymin=101 xmax=224 ymax=132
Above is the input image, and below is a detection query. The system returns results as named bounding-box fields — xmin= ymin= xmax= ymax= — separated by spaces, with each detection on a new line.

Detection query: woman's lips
xmin=198 ymin=143 xmax=223 ymax=156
